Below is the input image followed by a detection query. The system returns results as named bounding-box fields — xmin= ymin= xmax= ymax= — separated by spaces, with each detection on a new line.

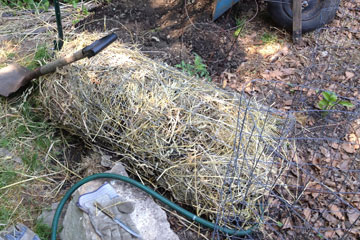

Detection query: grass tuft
xmin=261 ymin=32 xmax=278 ymax=44
xmin=27 ymin=45 xmax=51 ymax=70
xmin=34 ymin=219 xmax=52 ymax=240
xmin=0 ymin=205 xmax=12 ymax=231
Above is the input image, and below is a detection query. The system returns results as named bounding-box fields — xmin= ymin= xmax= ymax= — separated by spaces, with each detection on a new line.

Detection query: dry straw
xmin=40 ymin=33 xmax=289 ymax=230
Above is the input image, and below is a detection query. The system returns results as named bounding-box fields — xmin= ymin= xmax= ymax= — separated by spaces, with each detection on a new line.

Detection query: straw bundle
xmin=40 ymin=33 xmax=288 ymax=229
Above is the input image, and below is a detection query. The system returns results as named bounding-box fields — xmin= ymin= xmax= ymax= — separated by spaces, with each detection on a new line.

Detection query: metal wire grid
xmin=213 ymin=1 xmax=360 ymax=239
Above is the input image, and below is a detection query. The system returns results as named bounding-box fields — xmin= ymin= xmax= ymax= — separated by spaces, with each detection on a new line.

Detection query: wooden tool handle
xmin=39 ymin=49 xmax=85 ymax=75
xmin=38 ymin=33 xmax=118 ymax=76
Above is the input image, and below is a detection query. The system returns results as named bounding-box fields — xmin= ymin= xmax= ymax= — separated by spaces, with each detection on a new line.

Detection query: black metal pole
xmin=54 ymin=0 xmax=64 ymax=50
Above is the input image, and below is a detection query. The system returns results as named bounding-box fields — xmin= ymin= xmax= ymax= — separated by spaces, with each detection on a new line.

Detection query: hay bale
xmin=40 ymin=33 xmax=288 ymax=229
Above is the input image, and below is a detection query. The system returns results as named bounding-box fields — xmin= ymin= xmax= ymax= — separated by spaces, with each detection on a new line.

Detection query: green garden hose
xmin=51 ymin=173 xmax=254 ymax=239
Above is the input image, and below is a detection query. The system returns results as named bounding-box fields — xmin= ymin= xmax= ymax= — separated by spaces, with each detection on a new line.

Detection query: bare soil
xmin=76 ymin=0 xmax=258 ymax=76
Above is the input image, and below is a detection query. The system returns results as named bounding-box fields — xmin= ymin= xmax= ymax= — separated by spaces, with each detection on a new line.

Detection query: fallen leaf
xmin=282 ymin=68 xmax=296 ymax=76
xmin=330 ymin=204 xmax=344 ymax=220
xmin=342 ymin=142 xmax=356 ymax=153
xmin=338 ymin=160 xmax=349 ymax=172
xmin=307 ymin=89 xmax=317 ymax=97
xmin=348 ymin=209 xmax=360 ymax=224
xmin=269 ymin=69 xmax=284 ymax=80
xmin=325 ymin=231 xmax=336 ymax=238
xmin=347 ymin=133 xmax=358 ymax=143
xmin=341 ymin=153 xmax=350 ymax=160
xmin=309 ymin=183 xmax=321 ymax=198
xmin=330 ymin=142 xmax=339 ymax=149
xmin=323 ymin=211 xmax=338 ymax=225
xmin=320 ymin=146 xmax=330 ymax=158
xmin=282 ymin=217 xmax=293 ymax=229
xmin=324 ymin=179 xmax=336 ymax=188
xmin=356 ymin=128 xmax=360 ymax=138
xmin=345 ymin=71 xmax=355 ymax=79
xmin=335 ymin=229 xmax=344 ymax=238
xmin=284 ymin=99 xmax=292 ymax=106
xmin=304 ymin=208 xmax=312 ymax=221
xmin=349 ymin=226 xmax=360 ymax=236
xmin=295 ymin=112 xmax=308 ymax=126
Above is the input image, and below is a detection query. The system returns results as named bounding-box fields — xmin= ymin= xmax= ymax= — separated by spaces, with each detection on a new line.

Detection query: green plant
xmin=261 ymin=32 xmax=278 ymax=44
xmin=234 ymin=17 xmax=246 ymax=37
xmin=0 ymin=0 xmax=50 ymax=10
xmin=0 ymin=171 xmax=17 ymax=189
xmin=317 ymin=91 xmax=354 ymax=111
xmin=6 ymin=52 xmax=16 ymax=60
xmin=82 ymin=5 xmax=89 ymax=15
xmin=64 ymin=0 xmax=79 ymax=8
xmin=21 ymin=150 xmax=40 ymax=171
xmin=276 ymin=221 xmax=283 ymax=227
xmin=176 ymin=54 xmax=211 ymax=81
xmin=27 ymin=45 xmax=51 ymax=70
xmin=34 ymin=219 xmax=52 ymax=240
xmin=0 ymin=138 xmax=10 ymax=148
xmin=0 ymin=0 xmax=97 ymax=10
xmin=0 ymin=205 xmax=12 ymax=231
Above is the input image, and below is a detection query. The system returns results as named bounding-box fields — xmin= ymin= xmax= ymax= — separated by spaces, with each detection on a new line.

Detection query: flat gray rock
xmin=37 ymin=202 xmax=67 ymax=229
xmin=60 ymin=162 xmax=179 ymax=240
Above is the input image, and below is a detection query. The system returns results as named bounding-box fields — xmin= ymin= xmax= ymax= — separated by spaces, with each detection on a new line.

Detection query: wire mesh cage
xmin=213 ymin=0 xmax=360 ymax=239
xmin=213 ymin=80 xmax=360 ymax=239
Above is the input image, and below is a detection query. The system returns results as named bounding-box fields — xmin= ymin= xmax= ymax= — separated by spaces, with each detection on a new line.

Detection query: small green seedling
xmin=176 ymin=54 xmax=211 ymax=81
xmin=317 ymin=91 xmax=354 ymax=111
xmin=261 ymin=32 xmax=278 ymax=44
xmin=234 ymin=18 xmax=246 ymax=37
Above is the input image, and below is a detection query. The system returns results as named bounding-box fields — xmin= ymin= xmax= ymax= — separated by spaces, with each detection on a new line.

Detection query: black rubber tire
xmin=267 ymin=0 xmax=340 ymax=33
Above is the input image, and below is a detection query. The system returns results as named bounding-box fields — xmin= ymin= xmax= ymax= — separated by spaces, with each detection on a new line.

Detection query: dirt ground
xmin=77 ymin=0 xmax=254 ymax=76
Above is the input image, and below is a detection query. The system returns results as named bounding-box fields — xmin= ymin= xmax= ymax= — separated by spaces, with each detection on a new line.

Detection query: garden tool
xmin=0 ymin=223 xmax=40 ymax=240
xmin=0 ymin=33 xmax=118 ymax=97
xmin=77 ymin=182 xmax=141 ymax=240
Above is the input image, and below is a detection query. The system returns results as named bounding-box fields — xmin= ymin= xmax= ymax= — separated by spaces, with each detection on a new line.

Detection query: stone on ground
xmin=60 ymin=162 xmax=179 ymax=240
